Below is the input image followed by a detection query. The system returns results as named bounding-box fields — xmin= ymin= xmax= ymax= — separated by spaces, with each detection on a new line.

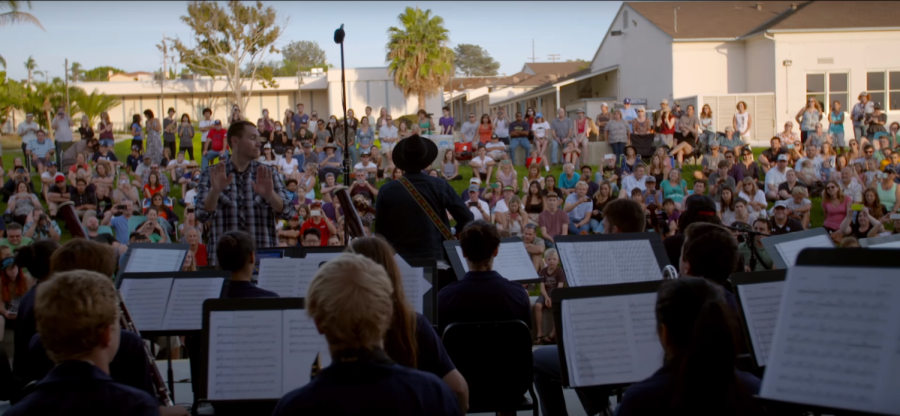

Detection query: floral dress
xmin=145 ymin=118 xmax=164 ymax=165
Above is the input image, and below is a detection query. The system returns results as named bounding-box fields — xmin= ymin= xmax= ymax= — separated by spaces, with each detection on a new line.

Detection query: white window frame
xmin=805 ymin=70 xmax=850 ymax=115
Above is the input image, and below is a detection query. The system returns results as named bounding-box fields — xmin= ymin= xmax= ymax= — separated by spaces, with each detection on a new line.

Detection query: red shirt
xmin=194 ymin=244 xmax=208 ymax=266
xmin=300 ymin=218 xmax=330 ymax=246
xmin=207 ymin=128 xmax=226 ymax=152
xmin=526 ymin=157 xmax=542 ymax=168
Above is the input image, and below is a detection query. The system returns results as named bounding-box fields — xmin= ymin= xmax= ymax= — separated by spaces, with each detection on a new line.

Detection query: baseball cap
xmin=26 ymin=113 xmax=33 ymax=117
xmin=47 ymin=161 xmax=57 ymax=167
xmin=491 ymin=134 xmax=499 ymax=140
xmin=290 ymin=214 xmax=300 ymax=220
xmin=502 ymin=186 xmax=514 ymax=191
xmin=468 ymin=185 xmax=479 ymax=193
xmin=302 ymin=142 xmax=312 ymax=148
xmin=773 ymin=200 xmax=789 ymax=209
xmin=361 ymin=149 xmax=371 ymax=156
xmin=645 ymin=175 xmax=656 ymax=182
xmin=777 ymin=154 xmax=789 ymax=161
xmin=54 ymin=176 xmax=65 ymax=183
xmin=660 ymin=99 xmax=669 ymax=105
xmin=214 ymin=120 xmax=222 ymax=125
xmin=725 ymin=126 xmax=734 ymax=132
xmin=2 ymin=257 xmax=14 ymax=270
xmin=536 ymin=112 xmax=543 ymax=118
xmin=469 ymin=177 xmax=481 ymax=185
xmin=575 ymin=108 xmax=586 ymax=113
xmin=623 ymin=98 xmax=631 ymax=104
xmin=874 ymin=102 xmax=883 ymax=109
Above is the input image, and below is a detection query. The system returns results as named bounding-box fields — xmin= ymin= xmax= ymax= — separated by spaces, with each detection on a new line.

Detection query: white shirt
xmin=354 ymin=161 xmax=377 ymax=172
xmin=41 ymin=171 xmax=65 ymax=183
xmin=467 ymin=199 xmax=490 ymax=221
xmin=52 ymin=116 xmax=74 ymax=143
xmin=738 ymin=189 xmax=767 ymax=211
xmin=765 ymin=167 xmax=792 ymax=190
xmin=17 ymin=121 xmax=39 ymax=145
xmin=494 ymin=198 xmax=509 ymax=214
xmin=185 ymin=189 xmax=198 ymax=206
xmin=379 ymin=125 xmax=398 ymax=140
xmin=258 ymin=155 xmax=281 ymax=167
xmin=199 ymin=119 xmax=215 ymax=142
xmin=532 ymin=121 xmax=551 ymax=139
xmin=471 ymin=156 xmax=494 ymax=173
xmin=621 ymin=175 xmax=648 ymax=195
xmin=278 ymin=158 xmax=298 ymax=175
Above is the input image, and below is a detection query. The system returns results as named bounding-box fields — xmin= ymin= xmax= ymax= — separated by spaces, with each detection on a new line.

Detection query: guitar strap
xmin=398 ymin=176 xmax=455 ymax=241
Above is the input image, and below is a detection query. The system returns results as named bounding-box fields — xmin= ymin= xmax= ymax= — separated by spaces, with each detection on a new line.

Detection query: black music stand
xmin=754 ymin=248 xmax=900 ymax=416
xmin=253 ymin=247 xmax=303 ymax=278
xmin=300 ymin=246 xmax=346 ymax=257
xmin=118 ymin=271 xmax=229 ymax=402
xmin=443 ymin=237 xmax=541 ymax=283
xmin=198 ymin=298 xmax=308 ymax=415
xmin=116 ymin=243 xmax=190 ymax=282
xmin=760 ymin=227 xmax=831 ymax=269
xmin=553 ymin=233 xmax=671 ymax=287
xmin=730 ymin=269 xmax=786 ymax=372
xmin=551 ymin=281 xmax=665 ymax=389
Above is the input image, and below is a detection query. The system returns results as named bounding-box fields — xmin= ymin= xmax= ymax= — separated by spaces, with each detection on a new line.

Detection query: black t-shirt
xmin=227 ymin=281 xmax=279 ymax=299
xmin=761 ymin=147 xmax=787 ymax=163
xmin=777 ymin=180 xmax=807 ymax=195
xmin=91 ymin=151 xmax=119 ymax=164
xmin=90 ymin=233 xmax=116 ymax=245
xmin=738 ymin=162 xmax=760 ymax=181
xmin=849 ymin=222 xmax=874 ymax=239
xmin=768 ymin=217 xmax=804 ymax=235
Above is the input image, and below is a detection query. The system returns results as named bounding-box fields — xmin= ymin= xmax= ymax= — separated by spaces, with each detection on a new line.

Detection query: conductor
xmin=375 ymin=135 xmax=472 ymax=262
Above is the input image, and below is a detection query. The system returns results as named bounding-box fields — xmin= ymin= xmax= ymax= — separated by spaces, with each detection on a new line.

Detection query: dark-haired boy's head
xmin=602 ymin=199 xmax=645 ymax=234
xmin=459 ymin=220 xmax=500 ymax=268
xmin=216 ymin=231 xmax=257 ymax=273
xmin=681 ymin=223 xmax=738 ymax=285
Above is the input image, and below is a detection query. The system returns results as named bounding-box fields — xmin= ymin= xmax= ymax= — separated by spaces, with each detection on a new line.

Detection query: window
xmin=867 ymin=71 xmax=900 ymax=111
xmin=890 ymin=71 xmax=900 ymax=110
xmin=806 ymin=72 xmax=847 ymax=114
xmin=867 ymin=72 xmax=885 ymax=108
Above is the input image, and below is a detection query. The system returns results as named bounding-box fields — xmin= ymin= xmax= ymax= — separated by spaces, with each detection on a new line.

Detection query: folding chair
xmin=56 ymin=201 xmax=86 ymax=238
xmin=442 ymin=320 xmax=538 ymax=415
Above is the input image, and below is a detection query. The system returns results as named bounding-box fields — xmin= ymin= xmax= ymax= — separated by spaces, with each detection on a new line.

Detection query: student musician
xmin=272 ymin=254 xmax=460 ymax=416
xmin=679 ymin=223 xmax=741 ymax=311
xmin=11 ymin=241 xmax=59 ymax=389
xmin=6 ymin=270 xmax=160 ymax=416
xmin=216 ymin=231 xmax=278 ymax=298
xmin=615 ymin=277 xmax=763 ymax=415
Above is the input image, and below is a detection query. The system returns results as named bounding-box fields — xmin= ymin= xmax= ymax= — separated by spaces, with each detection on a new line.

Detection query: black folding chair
xmin=442 ymin=320 xmax=538 ymax=415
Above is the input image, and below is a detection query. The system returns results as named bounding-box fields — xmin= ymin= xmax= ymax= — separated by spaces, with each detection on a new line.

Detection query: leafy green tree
xmin=282 ymin=40 xmax=326 ymax=68
xmin=170 ymin=0 xmax=284 ymax=113
xmin=24 ymin=55 xmax=41 ymax=88
xmin=72 ymin=89 xmax=120 ymax=125
xmin=386 ymin=7 xmax=454 ymax=111
xmin=69 ymin=61 xmax=83 ymax=82
xmin=453 ymin=44 xmax=500 ymax=77
xmin=82 ymin=66 xmax=125 ymax=82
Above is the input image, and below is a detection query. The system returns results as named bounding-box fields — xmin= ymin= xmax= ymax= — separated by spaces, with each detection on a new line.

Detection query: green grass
xmin=0 ymin=136 xmax=828 ymax=243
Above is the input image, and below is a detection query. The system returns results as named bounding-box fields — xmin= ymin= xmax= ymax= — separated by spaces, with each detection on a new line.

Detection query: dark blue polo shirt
xmin=616 ymin=366 xmax=761 ymax=415
xmin=414 ymin=313 xmax=456 ymax=377
xmin=437 ymin=270 xmax=531 ymax=335
xmin=272 ymin=350 xmax=459 ymax=416
xmin=227 ymin=280 xmax=279 ymax=299
xmin=6 ymin=360 xmax=159 ymax=416
xmin=25 ymin=330 xmax=154 ymax=395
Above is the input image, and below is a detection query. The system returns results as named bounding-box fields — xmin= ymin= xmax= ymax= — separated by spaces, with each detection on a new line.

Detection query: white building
xmin=491 ymin=1 xmax=900 ymax=145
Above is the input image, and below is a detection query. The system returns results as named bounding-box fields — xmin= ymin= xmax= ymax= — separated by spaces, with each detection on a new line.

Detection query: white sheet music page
xmin=257 ymin=258 xmax=303 ymax=298
xmin=454 ymin=243 xmax=539 ymax=281
xmin=561 ymin=293 xmax=662 ymax=387
xmin=207 ymin=310 xmax=283 ymax=400
xmin=125 ymin=248 xmax=186 ymax=273
xmin=870 ymin=240 xmax=900 ymax=249
xmin=160 ymin=278 xmax=224 ymax=331
xmin=282 ymin=309 xmax=326 ymax=392
xmin=760 ymin=266 xmax=900 ymax=415
xmin=557 ymin=241 xmax=662 ymax=287
xmin=118 ymin=278 xmax=173 ymax=331
xmin=773 ymin=235 xmax=833 ymax=267
xmin=737 ymin=281 xmax=785 ymax=367
xmin=395 ymin=254 xmax=429 ymax=314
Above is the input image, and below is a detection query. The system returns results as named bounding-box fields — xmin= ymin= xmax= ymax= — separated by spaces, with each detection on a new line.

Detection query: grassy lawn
xmin=0 ymin=135 xmax=826 ymax=243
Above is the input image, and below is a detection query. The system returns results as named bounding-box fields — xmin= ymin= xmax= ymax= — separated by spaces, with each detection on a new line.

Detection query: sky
xmin=2 ymin=1 xmax=622 ymax=81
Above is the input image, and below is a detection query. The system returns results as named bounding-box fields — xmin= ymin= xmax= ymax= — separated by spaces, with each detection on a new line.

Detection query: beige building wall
xmin=673 ymin=41 xmax=747 ymax=98
xmin=745 ymin=35 xmax=776 ymax=94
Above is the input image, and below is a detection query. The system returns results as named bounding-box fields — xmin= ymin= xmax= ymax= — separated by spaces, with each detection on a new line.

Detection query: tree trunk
xmin=418 ymin=90 xmax=426 ymax=111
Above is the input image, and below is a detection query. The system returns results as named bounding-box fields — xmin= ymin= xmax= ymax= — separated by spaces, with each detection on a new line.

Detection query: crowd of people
xmin=0 ymin=90 xmax=896 ymax=415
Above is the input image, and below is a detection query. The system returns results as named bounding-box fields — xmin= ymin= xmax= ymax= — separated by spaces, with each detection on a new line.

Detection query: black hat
xmin=392 ymin=134 xmax=437 ymax=172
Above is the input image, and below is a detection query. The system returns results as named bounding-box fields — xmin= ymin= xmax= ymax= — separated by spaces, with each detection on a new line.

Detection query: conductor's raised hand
xmin=251 ymin=164 xmax=275 ymax=199
xmin=210 ymin=163 xmax=233 ymax=193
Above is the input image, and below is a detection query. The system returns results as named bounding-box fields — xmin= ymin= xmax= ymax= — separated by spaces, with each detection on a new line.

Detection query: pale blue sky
xmin=3 ymin=1 xmax=622 ymax=81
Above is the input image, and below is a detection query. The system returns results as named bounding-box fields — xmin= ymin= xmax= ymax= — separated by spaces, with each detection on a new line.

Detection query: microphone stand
xmin=335 ymin=24 xmax=350 ymax=246
xmin=723 ymin=225 xmax=772 ymax=270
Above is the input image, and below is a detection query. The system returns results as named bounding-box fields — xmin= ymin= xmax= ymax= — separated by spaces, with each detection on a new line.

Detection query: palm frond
xmin=0 ymin=10 xmax=44 ymax=30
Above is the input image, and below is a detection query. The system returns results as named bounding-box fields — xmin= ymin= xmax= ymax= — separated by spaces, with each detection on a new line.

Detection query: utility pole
xmin=531 ymin=39 xmax=536 ymax=63
xmin=548 ymin=54 xmax=560 ymax=63
xmin=64 ymin=58 xmax=70 ymax=114
xmin=160 ymin=33 xmax=167 ymax=116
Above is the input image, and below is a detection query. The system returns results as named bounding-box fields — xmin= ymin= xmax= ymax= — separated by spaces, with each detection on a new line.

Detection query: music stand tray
xmin=443 ymin=237 xmax=542 ymax=282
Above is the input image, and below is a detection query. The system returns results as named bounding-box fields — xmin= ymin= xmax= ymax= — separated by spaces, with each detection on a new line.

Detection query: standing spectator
xmin=78 ymin=116 xmax=95 ymax=145
xmin=25 ymin=130 xmax=55 ymax=175
xmin=129 ymin=113 xmax=144 ymax=152
xmin=698 ymin=104 xmax=716 ymax=152
xmin=605 ymin=110 xmax=630 ymax=160
xmin=492 ymin=107 xmax=511 ymax=146
xmin=595 ymin=103 xmax=612 ymax=142
xmin=51 ymin=107 xmax=75 ymax=165
xmin=765 ymin=155 xmax=792 ymax=200
xmin=17 ymin=113 xmax=40 ymax=172
xmin=563 ymin=182 xmax=592 ymax=235
xmin=550 ymin=108 xmax=573 ymax=166
xmin=829 ymin=100 xmax=846 ymax=151
xmin=162 ymin=108 xmax=178 ymax=158
xmin=378 ymin=115 xmax=398 ymax=167
xmin=865 ymin=102 xmax=887 ymax=141
xmin=293 ymin=103 xmax=309 ymax=136
xmin=178 ymin=113 xmax=195 ymax=161
xmin=655 ymin=100 xmax=676 ymax=148
xmin=571 ymin=109 xmax=590 ymax=165
xmin=201 ymin=120 xmax=226 ymax=170
xmin=619 ymin=98 xmax=638 ymax=131
xmin=733 ymin=101 xmax=752 ymax=144
xmin=70 ymin=178 xmax=98 ymax=223
xmin=531 ymin=113 xmax=551 ymax=171
xmin=143 ymin=109 xmax=164 ymax=168
xmin=198 ymin=107 xmax=214 ymax=154
xmin=768 ymin=201 xmax=803 ymax=235
xmin=631 ymin=107 xmax=654 ymax=146
xmin=195 ymin=121 xmax=295 ymax=265
xmin=95 ymin=112 xmax=113 ymax=148
xmin=438 ymin=106 xmax=454 ymax=135
xmin=508 ymin=112 xmax=531 ymax=165
xmin=533 ymin=248 xmax=565 ymax=345
xmin=538 ymin=192 xmax=567 ymax=248
xmin=460 ymin=113 xmax=479 ymax=144
xmin=796 ymin=97 xmax=822 ymax=145
xmin=355 ymin=116 xmax=377 ymax=166
xmin=851 ymin=92 xmax=871 ymax=143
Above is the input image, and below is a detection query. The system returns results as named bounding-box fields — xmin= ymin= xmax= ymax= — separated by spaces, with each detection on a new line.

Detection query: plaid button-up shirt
xmin=195 ymin=159 xmax=295 ymax=265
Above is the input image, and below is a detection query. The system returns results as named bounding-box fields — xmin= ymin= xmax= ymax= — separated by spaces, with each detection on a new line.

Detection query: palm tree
xmin=73 ymin=89 xmax=119 ymax=126
xmin=69 ymin=61 xmax=83 ymax=83
xmin=386 ymin=7 xmax=454 ymax=111
xmin=1 ymin=1 xmax=44 ymax=72
xmin=24 ymin=55 xmax=39 ymax=88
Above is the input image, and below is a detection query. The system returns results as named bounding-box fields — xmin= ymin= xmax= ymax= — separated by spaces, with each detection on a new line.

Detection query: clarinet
xmin=119 ymin=294 xmax=175 ymax=407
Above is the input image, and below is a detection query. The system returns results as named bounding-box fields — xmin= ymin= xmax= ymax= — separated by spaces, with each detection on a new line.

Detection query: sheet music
xmin=557 ymin=241 xmax=662 ymax=287
xmin=869 ymin=240 xmax=900 ymax=249
xmin=161 ymin=278 xmax=225 ymax=331
xmin=395 ymin=255 xmax=430 ymax=314
xmin=207 ymin=310 xmax=283 ymax=400
xmin=282 ymin=309 xmax=327 ymax=391
xmin=561 ymin=293 xmax=662 ymax=387
xmin=773 ymin=235 xmax=833 ymax=267
xmin=118 ymin=278 xmax=173 ymax=331
xmin=760 ymin=266 xmax=900 ymax=414
xmin=125 ymin=248 xmax=186 ymax=273
xmin=257 ymin=256 xmax=337 ymax=298
xmin=453 ymin=242 xmax=540 ymax=281
xmin=737 ymin=281 xmax=785 ymax=367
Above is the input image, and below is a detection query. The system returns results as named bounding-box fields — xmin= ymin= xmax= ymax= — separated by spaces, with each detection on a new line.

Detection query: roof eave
xmin=671 ymin=37 xmax=741 ymax=42
xmin=766 ymin=26 xmax=900 ymax=34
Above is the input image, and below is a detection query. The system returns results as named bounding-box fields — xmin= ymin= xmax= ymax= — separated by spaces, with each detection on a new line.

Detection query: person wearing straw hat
xmin=375 ymin=135 xmax=473 ymax=263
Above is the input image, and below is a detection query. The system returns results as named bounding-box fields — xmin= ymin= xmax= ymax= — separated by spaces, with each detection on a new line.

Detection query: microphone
xmin=334 ymin=24 xmax=345 ymax=44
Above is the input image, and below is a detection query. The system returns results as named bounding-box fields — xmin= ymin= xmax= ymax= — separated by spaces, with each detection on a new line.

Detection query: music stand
xmin=551 ymin=281 xmax=665 ymax=389
xmin=553 ymin=233 xmax=670 ymax=287
xmin=253 ymin=247 xmax=302 ymax=279
xmin=443 ymin=237 xmax=542 ymax=282
xmin=402 ymin=257 xmax=438 ymax=326
xmin=760 ymin=227 xmax=832 ymax=269
xmin=117 ymin=243 xmax=190 ymax=282
xmin=730 ymin=269 xmax=787 ymax=370
xmin=300 ymin=246 xmax=346 ymax=257
xmin=859 ymin=233 xmax=900 ymax=248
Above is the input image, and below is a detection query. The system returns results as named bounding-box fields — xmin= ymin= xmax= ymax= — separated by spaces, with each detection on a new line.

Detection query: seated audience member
xmin=0 ymin=223 xmax=33 ymax=252
xmin=46 ymin=176 xmax=72 ymax=217
xmin=707 ymin=160 xmax=735 ymax=203
xmin=739 ymin=219 xmax=773 ymax=271
xmin=464 ymin=185 xmax=490 ymax=221
xmin=125 ymin=145 xmax=143 ymax=175
xmin=776 ymin=169 xmax=806 ymax=201
xmin=84 ymin=217 xmax=120 ymax=253
xmin=6 ymin=270 xmax=160 ymax=416
xmin=277 ymin=214 xmax=302 ymax=246
xmin=840 ymin=236 xmax=861 ymax=247
xmin=759 ymin=136 xmax=787 ymax=173
xmin=184 ymin=228 xmax=207 ymax=267
xmin=136 ymin=207 xmax=169 ymax=243
xmin=580 ymin=165 xmax=600 ymax=197
xmin=71 ymin=178 xmax=99 ymax=223
xmin=23 ymin=207 xmax=61 ymax=242
xmin=347 ymin=236 xmax=469 ymax=412
xmin=2 ymin=168 xmax=33 ymax=203
xmin=106 ymin=199 xmax=136 ymax=246
xmin=533 ymin=248 xmax=565 ymax=345
xmin=840 ymin=205 xmax=884 ymax=240
xmin=768 ymin=200 xmax=804 ymax=235
xmin=693 ymin=140 xmax=724 ymax=181
xmin=537 ymin=192 xmax=567 ymax=248
xmin=272 ymin=254 xmax=460 ymax=416
xmin=764 ymin=155 xmax=792 ymax=201
xmin=615 ymin=277 xmax=762 ymax=416
xmin=437 ymin=221 xmax=530 ymax=335
xmin=619 ymin=164 xmax=648 ymax=199
xmin=113 ymin=178 xmax=140 ymax=205
xmin=563 ymin=181 xmax=592 ymax=234
xmin=691 ymin=179 xmax=707 ymax=197
xmin=301 ymin=227 xmax=321 ymax=247
xmin=300 ymin=208 xmax=335 ymax=246
xmin=39 ymin=162 xmax=64 ymax=200
xmin=484 ymin=134 xmax=507 ymax=161
xmin=216 ymin=231 xmax=278 ymax=298
xmin=557 ymin=163 xmax=581 ymax=197
xmin=785 ymin=186 xmax=812 ymax=229
xmin=11 ymin=241 xmax=59 ymax=387
xmin=522 ymin=224 xmax=545 ymax=272
xmin=6 ymin=181 xmax=41 ymax=225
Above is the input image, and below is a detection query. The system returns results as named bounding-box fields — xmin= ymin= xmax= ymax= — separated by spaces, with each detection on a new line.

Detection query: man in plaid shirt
xmin=195 ymin=121 xmax=295 ymax=265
